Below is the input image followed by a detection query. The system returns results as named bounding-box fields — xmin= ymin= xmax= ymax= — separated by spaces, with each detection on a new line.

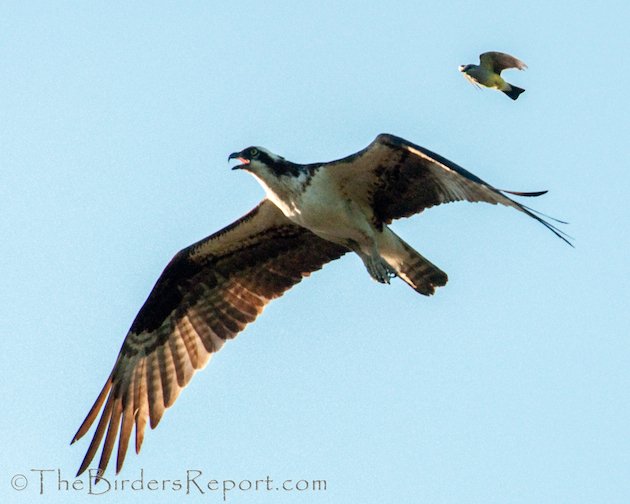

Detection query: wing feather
xmin=72 ymin=199 xmax=347 ymax=478
xmin=76 ymin=391 xmax=115 ymax=476
xmin=146 ymin=352 xmax=165 ymax=428
xmin=98 ymin=398 xmax=122 ymax=479
xmin=479 ymin=51 xmax=527 ymax=73
xmin=168 ymin=327 xmax=193 ymax=387
xmin=158 ymin=343 xmax=178 ymax=408
xmin=133 ymin=360 xmax=148 ymax=454
xmin=116 ymin=385 xmax=134 ymax=473
xmin=176 ymin=318 xmax=205 ymax=368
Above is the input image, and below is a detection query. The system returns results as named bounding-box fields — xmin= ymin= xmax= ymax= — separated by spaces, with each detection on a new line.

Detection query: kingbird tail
xmin=378 ymin=229 xmax=448 ymax=296
xmin=503 ymin=84 xmax=525 ymax=100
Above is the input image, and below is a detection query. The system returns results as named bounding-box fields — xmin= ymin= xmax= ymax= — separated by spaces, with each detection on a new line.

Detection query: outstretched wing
xmin=479 ymin=51 xmax=528 ymax=73
xmin=72 ymin=199 xmax=347 ymax=478
xmin=329 ymin=134 xmax=572 ymax=245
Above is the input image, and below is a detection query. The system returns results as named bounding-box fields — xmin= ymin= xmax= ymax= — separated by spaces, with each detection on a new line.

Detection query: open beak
xmin=228 ymin=152 xmax=251 ymax=170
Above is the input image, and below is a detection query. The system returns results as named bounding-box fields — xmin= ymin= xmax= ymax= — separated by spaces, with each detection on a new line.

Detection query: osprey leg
xmin=362 ymin=252 xmax=397 ymax=284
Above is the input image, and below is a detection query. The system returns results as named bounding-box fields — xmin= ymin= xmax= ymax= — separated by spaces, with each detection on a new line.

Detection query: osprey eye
xmin=249 ymin=148 xmax=259 ymax=157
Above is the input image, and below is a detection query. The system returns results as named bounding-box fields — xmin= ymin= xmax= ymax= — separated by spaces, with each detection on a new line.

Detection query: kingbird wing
xmin=72 ymin=199 xmax=347 ymax=478
xmin=479 ymin=51 xmax=527 ymax=73
xmin=331 ymin=134 xmax=571 ymax=245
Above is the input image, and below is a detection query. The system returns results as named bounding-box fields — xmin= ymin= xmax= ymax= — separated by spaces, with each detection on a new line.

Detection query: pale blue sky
xmin=2 ymin=1 xmax=629 ymax=503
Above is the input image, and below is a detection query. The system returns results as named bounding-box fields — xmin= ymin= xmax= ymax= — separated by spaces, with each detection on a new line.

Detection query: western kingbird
xmin=459 ymin=52 xmax=527 ymax=100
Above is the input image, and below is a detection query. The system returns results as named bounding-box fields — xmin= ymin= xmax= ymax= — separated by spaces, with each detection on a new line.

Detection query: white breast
xmin=250 ymin=165 xmax=377 ymax=246
xmin=289 ymin=170 xmax=376 ymax=245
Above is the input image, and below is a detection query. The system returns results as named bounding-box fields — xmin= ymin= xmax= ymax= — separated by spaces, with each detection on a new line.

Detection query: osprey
xmin=459 ymin=51 xmax=528 ymax=100
xmin=72 ymin=134 xmax=570 ymax=479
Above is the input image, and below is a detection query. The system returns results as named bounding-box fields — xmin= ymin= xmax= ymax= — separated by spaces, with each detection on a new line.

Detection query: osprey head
xmin=228 ymin=146 xmax=301 ymax=189
xmin=228 ymin=146 xmax=285 ymax=172
xmin=228 ymin=145 xmax=304 ymax=201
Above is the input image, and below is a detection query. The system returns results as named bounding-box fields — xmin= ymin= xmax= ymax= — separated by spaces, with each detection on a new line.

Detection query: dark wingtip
xmin=91 ymin=469 xmax=105 ymax=485
xmin=502 ymin=189 xmax=548 ymax=197
xmin=516 ymin=202 xmax=575 ymax=247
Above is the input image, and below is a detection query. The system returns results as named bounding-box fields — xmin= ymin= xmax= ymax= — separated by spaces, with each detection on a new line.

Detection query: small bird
xmin=72 ymin=134 xmax=571 ymax=480
xmin=459 ymin=51 xmax=528 ymax=100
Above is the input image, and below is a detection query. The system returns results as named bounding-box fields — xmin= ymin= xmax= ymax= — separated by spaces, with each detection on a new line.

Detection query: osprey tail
xmin=378 ymin=229 xmax=448 ymax=296
xmin=502 ymin=84 xmax=525 ymax=100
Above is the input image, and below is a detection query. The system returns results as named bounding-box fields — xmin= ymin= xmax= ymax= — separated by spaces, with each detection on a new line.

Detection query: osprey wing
xmin=331 ymin=134 xmax=571 ymax=245
xmin=72 ymin=199 xmax=347 ymax=478
xmin=479 ymin=51 xmax=527 ymax=73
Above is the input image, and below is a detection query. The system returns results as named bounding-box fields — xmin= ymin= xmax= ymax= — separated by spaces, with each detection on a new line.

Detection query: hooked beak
xmin=228 ymin=151 xmax=250 ymax=170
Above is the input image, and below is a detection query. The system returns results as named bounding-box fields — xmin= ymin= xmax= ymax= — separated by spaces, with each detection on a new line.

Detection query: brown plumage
xmin=72 ymin=200 xmax=346 ymax=478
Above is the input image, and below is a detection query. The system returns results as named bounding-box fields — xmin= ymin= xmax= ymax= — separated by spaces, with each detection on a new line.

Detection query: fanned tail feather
xmin=379 ymin=230 xmax=448 ymax=295
xmin=502 ymin=84 xmax=525 ymax=100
